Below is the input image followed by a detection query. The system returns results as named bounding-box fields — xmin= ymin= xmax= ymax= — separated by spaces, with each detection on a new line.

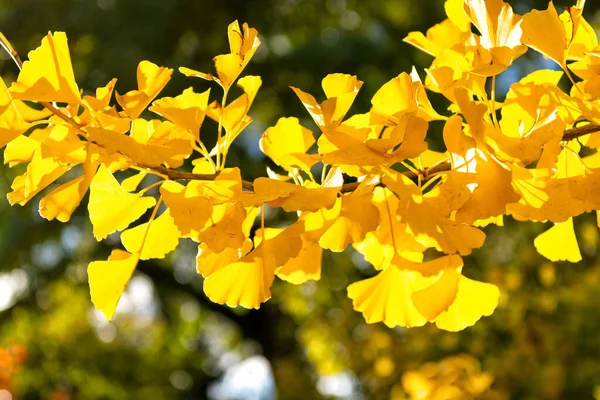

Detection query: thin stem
xmin=0 ymin=34 xmax=23 ymax=70
xmin=564 ymin=65 xmax=584 ymax=96
xmin=400 ymin=160 xmax=420 ymax=176
xmin=216 ymin=88 xmax=229 ymax=170
xmin=193 ymin=143 xmax=216 ymax=173
xmin=421 ymin=174 xmax=443 ymax=192
xmin=137 ymin=196 xmax=163 ymax=254
xmin=491 ymin=75 xmax=499 ymax=128
xmin=138 ymin=180 xmax=165 ymax=195
xmin=294 ymin=168 xmax=304 ymax=185
xmin=383 ymin=194 xmax=398 ymax=256
xmin=261 ymin=204 xmax=265 ymax=244
xmin=321 ymin=164 xmax=329 ymax=184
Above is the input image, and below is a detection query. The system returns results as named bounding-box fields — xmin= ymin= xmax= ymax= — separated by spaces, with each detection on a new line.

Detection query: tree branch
xmin=141 ymin=123 xmax=600 ymax=192
xmin=3 ymin=34 xmax=600 ymax=194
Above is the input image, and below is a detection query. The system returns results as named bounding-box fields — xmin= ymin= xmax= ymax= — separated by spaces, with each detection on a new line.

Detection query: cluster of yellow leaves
xmin=399 ymin=354 xmax=494 ymax=400
xmin=1 ymin=0 xmax=599 ymax=331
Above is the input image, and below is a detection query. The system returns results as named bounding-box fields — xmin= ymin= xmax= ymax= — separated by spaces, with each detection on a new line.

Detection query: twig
xmin=3 ymin=33 xmax=600 ymax=195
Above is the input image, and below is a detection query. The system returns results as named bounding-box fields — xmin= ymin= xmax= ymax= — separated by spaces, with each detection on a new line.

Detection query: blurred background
xmin=1 ymin=0 xmax=600 ymax=398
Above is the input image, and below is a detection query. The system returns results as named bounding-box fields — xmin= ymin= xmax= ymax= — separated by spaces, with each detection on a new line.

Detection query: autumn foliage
xmin=0 ymin=0 xmax=598 ymax=331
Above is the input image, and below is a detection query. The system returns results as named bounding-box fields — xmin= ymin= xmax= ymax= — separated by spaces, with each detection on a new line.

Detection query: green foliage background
xmin=1 ymin=0 xmax=600 ymax=399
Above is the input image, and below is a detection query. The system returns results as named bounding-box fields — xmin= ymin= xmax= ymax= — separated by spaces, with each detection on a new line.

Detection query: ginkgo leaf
xmin=382 ymin=171 xmax=486 ymax=256
xmin=12 ymin=99 xmax=52 ymax=122
xmin=87 ymin=119 xmax=194 ymax=168
xmin=88 ymin=249 xmax=139 ymax=321
xmin=521 ymin=2 xmax=567 ymax=68
xmin=10 ymin=32 xmax=80 ymax=103
xmin=121 ymin=209 xmax=180 ymax=260
xmin=0 ymin=78 xmax=31 ymax=148
xmin=260 ymin=117 xmax=318 ymax=171
xmin=149 ymin=87 xmax=211 ymax=142
xmin=319 ymin=184 xmax=379 ymax=252
xmin=347 ymin=265 xmax=431 ymax=328
xmin=370 ymin=73 xmax=418 ymax=124
xmin=251 ymin=178 xmax=338 ymax=213
xmin=203 ymin=221 xmax=304 ymax=309
xmin=197 ymin=202 xmax=247 ymax=252
xmin=534 ymin=217 xmax=582 ymax=262
xmin=412 ymin=268 xmax=461 ymax=321
xmin=196 ymin=239 xmax=254 ymax=278
xmin=116 ymin=61 xmax=172 ymax=119
xmin=39 ymin=160 xmax=97 ymax=222
xmin=179 ymin=21 xmax=261 ymax=90
xmin=404 ymin=18 xmax=471 ymax=58
xmin=563 ymin=0 xmax=598 ymax=60
xmin=7 ymin=149 xmax=71 ymax=206
xmin=445 ymin=0 xmax=471 ymax=31
xmin=291 ymin=74 xmax=363 ymax=130
xmin=276 ymin=237 xmax=322 ymax=284
xmin=434 ymin=275 xmax=500 ymax=331
xmin=88 ymin=164 xmax=156 ymax=240
xmin=203 ymin=257 xmax=275 ymax=309
xmin=463 ymin=0 xmax=527 ymax=75
xmin=160 ymin=181 xmax=214 ymax=239
xmin=121 ymin=171 xmax=147 ymax=192
xmin=82 ymin=78 xmax=118 ymax=112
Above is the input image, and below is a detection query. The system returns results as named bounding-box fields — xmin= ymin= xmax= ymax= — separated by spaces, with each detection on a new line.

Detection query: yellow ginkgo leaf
xmin=121 ymin=171 xmax=147 ymax=192
xmin=412 ymin=268 xmax=461 ymax=321
xmin=179 ymin=21 xmax=261 ymax=90
xmin=463 ymin=0 xmax=528 ymax=75
xmin=149 ymin=87 xmax=211 ymax=142
xmin=319 ymin=185 xmax=379 ymax=252
xmin=9 ymin=32 xmax=80 ymax=103
xmin=370 ymin=73 xmax=418 ymax=124
xmin=434 ymin=275 xmax=500 ymax=331
xmin=197 ymin=202 xmax=248 ymax=252
xmin=534 ymin=217 xmax=582 ymax=262
xmin=116 ymin=61 xmax=172 ymax=119
xmin=160 ymin=181 xmax=214 ymax=238
xmin=251 ymin=178 xmax=338 ymax=213
xmin=445 ymin=0 xmax=471 ymax=31
xmin=291 ymin=74 xmax=363 ymax=130
xmin=521 ymin=2 xmax=567 ymax=68
xmin=260 ymin=117 xmax=317 ymax=171
xmin=196 ymin=239 xmax=253 ymax=278
xmin=203 ymin=221 xmax=304 ymax=309
xmin=0 ymin=78 xmax=31 ymax=148
xmin=121 ymin=209 xmax=180 ymax=260
xmin=39 ymin=160 xmax=97 ymax=222
xmin=13 ymin=99 xmax=52 ymax=122
xmin=7 ymin=150 xmax=71 ymax=206
xmin=39 ymin=176 xmax=87 ymax=222
xmin=87 ymin=120 xmax=194 ymax=169
xmin=276 ymin=237 xmax=322 ymax=284
xmin=82 ymin=78 xmax=118 ymax=112
xmin=203 ymin=257 xmax=275 ymax=309
xmin=88 ymin=249 xmax=139 ymax=321
xmin=88 ymin=164 xmax=156 ymax=240
xmin=347 ymin=265 xmax=431 ymax=328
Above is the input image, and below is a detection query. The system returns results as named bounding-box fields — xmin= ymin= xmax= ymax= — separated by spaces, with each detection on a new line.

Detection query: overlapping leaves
xmin=0 ymin=1 xmax=598 ymax=331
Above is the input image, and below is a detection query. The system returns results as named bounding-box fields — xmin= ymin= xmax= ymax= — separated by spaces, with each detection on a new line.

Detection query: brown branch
xmin=32 ymin=105 xmax=600 ymax=195
xmin=562 ymin=122 xmax=600 ymax=141
xmin=4 ymin=33 xmax=600 ymax=195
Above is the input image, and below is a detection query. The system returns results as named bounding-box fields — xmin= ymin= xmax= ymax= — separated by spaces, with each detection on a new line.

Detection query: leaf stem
xmin=216 ymin=88 xmax=229 ymax=170
xmin=383 ymin=194 xmax=398 ymax=256
xmin=138 ymin=180 xmax=165 ymax=195
xmin=137 ymin=196 xmax=163 ymax=255
xmin=491 ymin=75 xmax=499 ymax=128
